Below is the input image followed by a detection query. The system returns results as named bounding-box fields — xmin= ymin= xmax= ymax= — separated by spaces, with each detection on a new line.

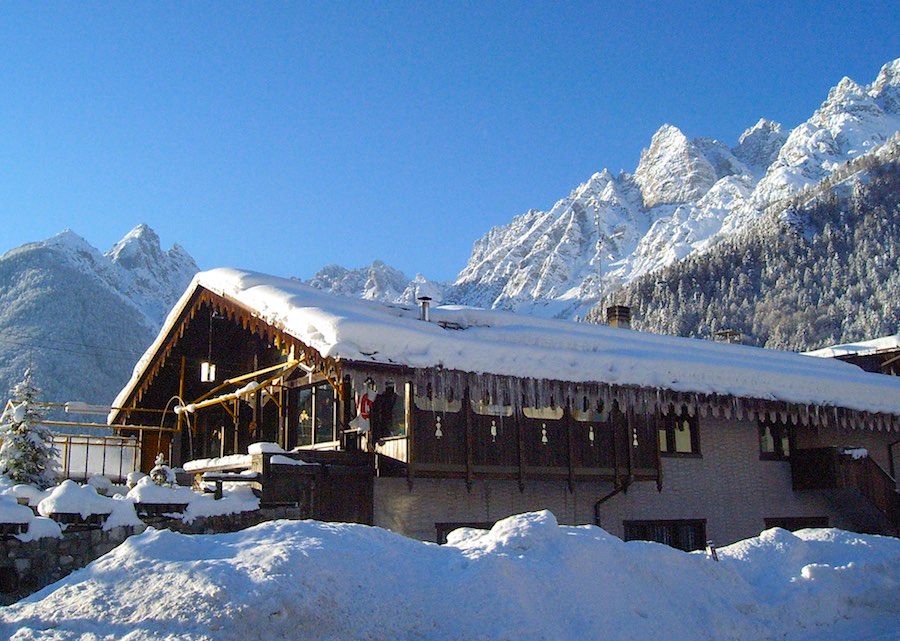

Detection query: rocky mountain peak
xmin=106 ymin=224 xmax=164 ymax=270
xmin=870 ymin=57 xmax=900 ymax=113
xmin=733 ymin=119 xmax=786 ymax=170
xmin=634 ymin=124 xmax=718 ymax=208
xmin=305 ymin=260 xmax=411 ymax=303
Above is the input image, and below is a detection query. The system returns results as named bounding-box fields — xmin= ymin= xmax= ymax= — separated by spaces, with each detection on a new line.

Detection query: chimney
xmin=418 ymin=296 xmax=432 ymax=322
xmin=606 ymin=305 xmax=631 ymax=329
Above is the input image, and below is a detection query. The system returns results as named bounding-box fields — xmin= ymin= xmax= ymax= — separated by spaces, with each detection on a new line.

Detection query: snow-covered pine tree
xmin=0 ymin=369 xmax=58 ymax=488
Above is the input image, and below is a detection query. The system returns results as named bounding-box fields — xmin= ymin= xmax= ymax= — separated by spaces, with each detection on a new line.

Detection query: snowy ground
xmin=0 ymin=511 xmax=897 ymax=641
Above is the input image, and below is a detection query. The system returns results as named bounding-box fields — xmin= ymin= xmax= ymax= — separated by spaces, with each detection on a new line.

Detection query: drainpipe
xmin=593 ymin=476 xmax=633 ymax=527
xmin=888 ymin=437 xmax=900 ymax=480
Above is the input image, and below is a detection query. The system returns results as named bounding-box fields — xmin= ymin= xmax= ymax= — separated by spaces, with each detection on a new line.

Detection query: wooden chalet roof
xmin=110 ymin=268 xmax=900 ymax=430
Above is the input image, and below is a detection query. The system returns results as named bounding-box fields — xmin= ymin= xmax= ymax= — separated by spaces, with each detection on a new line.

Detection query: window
xmin=371 ymin=381 xmax=408 ymax=438
xmin=624 ymin=519 xmax=707 ymax=552
xmin=295 ymin=383 xmax=337 ymax=447
xmin=572 ymin=396 xmax=609 ymax=423
xmin=522 ymin=406 xmax=564 ymax=420
xmin=658 ymin=411 xmax=700 ymax=456
xmin=764 ymin=516 xmax=828 ymax=531
xmin=414 ymin=395 xmax=462 ymax=413
xmin=470 ymin=400 xmax=514 ymax=416
xmin=759 ymin=418 xmax=792 ymax=460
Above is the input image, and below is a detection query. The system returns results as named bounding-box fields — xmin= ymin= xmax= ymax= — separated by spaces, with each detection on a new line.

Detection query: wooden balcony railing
xmin=791 ymin=447 xmax=900 ymax=532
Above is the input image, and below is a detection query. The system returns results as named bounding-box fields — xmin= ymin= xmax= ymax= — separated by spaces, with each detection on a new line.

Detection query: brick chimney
xmin=606 ymin=305 xmax=631 ymax=329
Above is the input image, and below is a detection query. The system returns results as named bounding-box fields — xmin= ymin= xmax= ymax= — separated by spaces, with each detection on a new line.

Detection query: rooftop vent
xmin=418 ymin=296 xmax=432 ymax=322
xmin=606 ymin=305 xmax=631 ymax=330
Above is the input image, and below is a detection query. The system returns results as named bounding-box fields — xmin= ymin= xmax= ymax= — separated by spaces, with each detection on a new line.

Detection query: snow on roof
xmin=804 ymin=333 xmax=900 ymax=358
xmin=113 ymin=268 xmax=900 ymax=417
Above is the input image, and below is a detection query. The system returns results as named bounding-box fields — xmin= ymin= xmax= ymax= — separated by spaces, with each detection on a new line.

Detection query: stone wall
xmin=0 ymin=506 xmax=307 ymax=605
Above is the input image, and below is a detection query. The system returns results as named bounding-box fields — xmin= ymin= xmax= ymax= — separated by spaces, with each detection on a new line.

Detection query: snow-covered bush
xmin=0 ymin=370 xmax=58 ymax=488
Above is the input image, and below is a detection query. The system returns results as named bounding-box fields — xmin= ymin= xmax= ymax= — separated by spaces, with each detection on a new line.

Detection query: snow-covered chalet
xmin=109 ymin=268 xmax=900 ymax=547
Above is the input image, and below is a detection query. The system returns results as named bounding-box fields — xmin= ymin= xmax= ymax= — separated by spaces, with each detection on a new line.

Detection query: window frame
xmin=764 ymin=516 xmax=828 ymax=531
xmin=623 ymin=518 xmax=707 ymax=552
xmin=657 ymin=410 xmax=701 ymax=457
xmin=295 ymin=382 xmax=339 ymax=448
xmin=758 ymin=417 xmax=793 ymax=461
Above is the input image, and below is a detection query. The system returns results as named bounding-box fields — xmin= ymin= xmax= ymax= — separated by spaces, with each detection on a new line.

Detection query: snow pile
xmin=182 ymin=485 xmax=259 ymax=522
xmin=0 ymin=494 xmax=35 ymax=524
xmin=37 ymin=480 xmax=117 ymax=518
xmin=126 ymin=476 xmax=196 ymax=505
xmin=0 ymin=495 xmax=62 ymax=542
xmin=126 ymin=476 xmax=259 ymax=522
xmin=247 ymin=441 xmax=285 ymax=454
xmin=37 ymin=480 xmax=143 ymax=530
xmin=0 ymin=511 xmax=896 ymax=641
xmin=182 ymin=454 xmax=252 ymax=472
xmin=1 ymin=483 xmax=51 ymax=507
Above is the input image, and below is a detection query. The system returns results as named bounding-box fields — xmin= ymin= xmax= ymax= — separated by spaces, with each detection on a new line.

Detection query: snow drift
xmin=1 ymin=511 xmax=897 ymax=641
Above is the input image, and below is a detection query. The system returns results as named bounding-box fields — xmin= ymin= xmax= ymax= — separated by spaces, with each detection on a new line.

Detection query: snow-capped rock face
xmin=452 ymin=169 xmax=648 ymax=316
xmin=107 ymin=224 xmax=199 ymax=328
xmin=449 ymin=58 xmax=900 ymax=318
xmin=732 ymin=119 xmax=787 ymax=172
xmin=0 ymin=225 xmax=198 ymax=407
xmin=720 ymin=60 xmax=900 ymax=236
xmin=304 ymin=260 xmax=447 ymax=306
xmin=633 ymin=125 xmax=719 ymax=208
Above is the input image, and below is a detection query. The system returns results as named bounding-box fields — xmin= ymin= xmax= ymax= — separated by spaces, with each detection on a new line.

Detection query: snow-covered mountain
xmin=449 ymin=58 xmax=900 ymax=318
xmin=303 ymin=261 xmax=447 ymax=306
xmin=0 ymin=225 xmax=198 ymax=408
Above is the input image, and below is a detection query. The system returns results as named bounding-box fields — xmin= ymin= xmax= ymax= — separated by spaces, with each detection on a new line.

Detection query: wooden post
xmin=566 ymin=404 xmax=575 ymax=494
xmin=175 ymin=356 xmax=186 ymax=466
xmin=625 ymin=406 xmax=634 ymax=490
xmin=341 ymin=376 xmax=354 ymax=451
xmin=517 ymin=406 xmax=526 ymax=493
xmin=655 ymin=407 xmax=664 ymax=492
xmin=464 ymin=386 xmax=474 ymax=492
xmin=406 ymin=381 xmax=415 ymax=490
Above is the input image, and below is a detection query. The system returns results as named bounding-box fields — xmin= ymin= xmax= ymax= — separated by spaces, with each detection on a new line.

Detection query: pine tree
xmin=0 ymin=370 xmax=58 ymax=488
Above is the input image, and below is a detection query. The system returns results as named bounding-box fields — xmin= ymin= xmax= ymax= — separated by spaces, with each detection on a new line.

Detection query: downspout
xmin=594 ymin=476 xmax=633 ymax=527
xmin=889 ymin=436 xmax=900 ymax=480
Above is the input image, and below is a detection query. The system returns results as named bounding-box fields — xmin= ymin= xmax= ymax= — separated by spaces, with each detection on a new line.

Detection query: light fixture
xmin=201 ymin=305 xmax=217 ymax=382
xmin=200 ymin=361 xmax=217 ymax=383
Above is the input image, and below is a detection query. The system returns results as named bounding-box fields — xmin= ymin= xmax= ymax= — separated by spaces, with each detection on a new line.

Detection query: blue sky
xmin=0 ymin=2 xmax=897 ymax=282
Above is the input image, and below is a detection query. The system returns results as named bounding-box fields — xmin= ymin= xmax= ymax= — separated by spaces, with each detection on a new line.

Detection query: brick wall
xmin=374 ymin=417 xmax=873 ymax=545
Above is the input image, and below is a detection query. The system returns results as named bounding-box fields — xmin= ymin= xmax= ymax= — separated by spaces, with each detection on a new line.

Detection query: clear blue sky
xmin=0 ymin=2 xmax=897 ymax=282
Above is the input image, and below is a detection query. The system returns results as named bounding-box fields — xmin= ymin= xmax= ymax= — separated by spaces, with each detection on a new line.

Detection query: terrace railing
xmin=791 ymin=447 xmax=900 ymax=534
xmin=53 ymin=434 xmax=140 ymax=484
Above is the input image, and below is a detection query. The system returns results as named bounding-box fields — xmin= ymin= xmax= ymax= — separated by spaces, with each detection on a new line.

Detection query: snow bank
xmin=182 ymin=454 xmax=252 ymax=472
xmin=0 ymin=511 xmax=896 ymax=641
xmin=126 ymin=476 xmax=195 ymax=505
xmin=0 ymin=495 xmax=61 ymax=542
xmin=0 ymin=494 xmax=34 ymax=524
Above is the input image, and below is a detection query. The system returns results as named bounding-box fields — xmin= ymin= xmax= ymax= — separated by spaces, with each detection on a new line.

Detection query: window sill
xmin=660 ymin=452 xmax=702 ymax=459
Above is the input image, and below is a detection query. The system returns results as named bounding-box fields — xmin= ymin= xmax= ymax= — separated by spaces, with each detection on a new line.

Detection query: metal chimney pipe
xmin=418 ymin=296 xmax=432 ymax=322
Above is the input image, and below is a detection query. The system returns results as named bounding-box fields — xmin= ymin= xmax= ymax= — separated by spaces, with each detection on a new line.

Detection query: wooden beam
xmin=566 ymin=405 xmax=575 ymax=493
xmin=406 ymin=381 xmax=415 ymax=490
xmin=464 ymin=386 xmax=474 ymax=492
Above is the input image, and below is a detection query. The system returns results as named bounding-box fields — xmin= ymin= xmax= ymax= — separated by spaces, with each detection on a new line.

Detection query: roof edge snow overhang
xmin=108 ymin=269 xmax=900 ymax=431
